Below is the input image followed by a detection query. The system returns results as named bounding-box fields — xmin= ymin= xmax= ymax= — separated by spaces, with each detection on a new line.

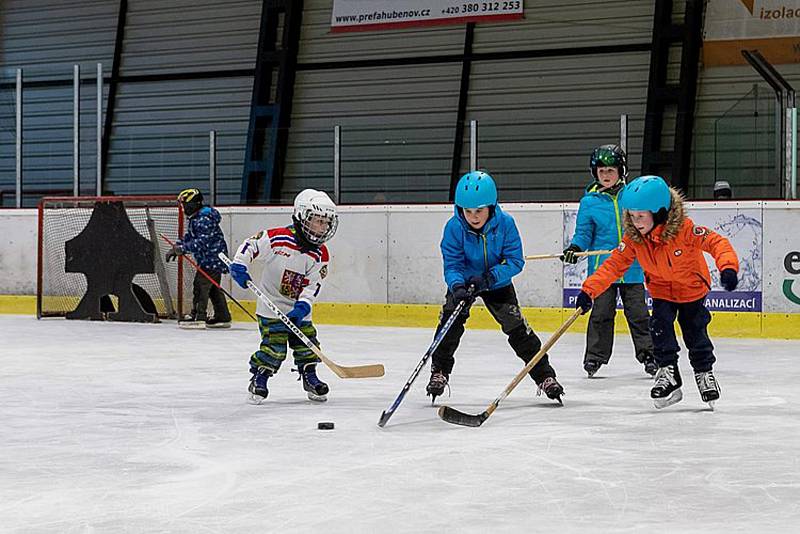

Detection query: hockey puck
xmin=317 ymin=422 xmax=334 ymax=430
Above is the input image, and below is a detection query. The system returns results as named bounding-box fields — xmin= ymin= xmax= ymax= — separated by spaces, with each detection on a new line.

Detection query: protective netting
xmin=38 ymin=196 xmax=192 ymax=320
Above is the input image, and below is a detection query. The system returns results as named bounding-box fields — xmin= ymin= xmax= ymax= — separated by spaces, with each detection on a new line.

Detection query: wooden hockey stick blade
xmin=322 ymin=356 xmax=385 ymax=379
xmin=437 ymin=406 xmax=490 ymax=427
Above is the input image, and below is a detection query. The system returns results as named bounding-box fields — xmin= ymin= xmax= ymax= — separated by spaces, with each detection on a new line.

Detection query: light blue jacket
xmin=570 ymin=182 xmax=645 ymax=283
xmin=441 ymin=205 xmax=524 ymax=291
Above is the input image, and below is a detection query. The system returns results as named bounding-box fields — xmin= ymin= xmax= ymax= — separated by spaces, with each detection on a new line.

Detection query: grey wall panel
xmin=285 ymin=64 xmax=462 ymax=204
xmin=105 ymin=77 xmax=252 ymax=203
xmin=122 ymin=0 xmax=262 ymax=75
xmin=0 ymin=0 xmax=117 ymax=80
xmin=299 ymin=0 xmax=466 ymax=63
xmin=472 ymin=0 xmax=654 ymax=53
xmin=465 ymin=52 xmax=650 ymax=202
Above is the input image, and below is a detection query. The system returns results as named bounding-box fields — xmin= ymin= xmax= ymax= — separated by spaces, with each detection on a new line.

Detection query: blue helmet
xmin=620 ymin=175 xmax=672 ymax=212
xmin=455 ymin=171 xmax=497 ymax=209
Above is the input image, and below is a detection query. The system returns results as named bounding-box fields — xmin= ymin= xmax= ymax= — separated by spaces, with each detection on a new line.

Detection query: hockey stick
xmin=159 ymin=234 xmax=257 ymax=322
xmin=438 ymin=307 xmax=583 ymax=427
xmin=525 ymin=250 xmax=614 ymax=261
xmin=378 ymin=295 xmax=472 ymax=427
xmin=219 ymin=252 xmax=385 ymax=379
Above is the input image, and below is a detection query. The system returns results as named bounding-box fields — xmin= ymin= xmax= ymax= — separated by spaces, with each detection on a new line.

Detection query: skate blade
xmin=653 ymin=388 xmax=683 ymax=409
xmin=206 ymin=322 xmax=231 ymax=329
xmin=179 ymin=322 xmax=206 ymax=330
xmin=248 ymin=394 xmax=267 ymax=405
xmin=707 ymin=401 xmax=716 ymax=411
xmin=306 ymin=392 xmax=328 ymax=403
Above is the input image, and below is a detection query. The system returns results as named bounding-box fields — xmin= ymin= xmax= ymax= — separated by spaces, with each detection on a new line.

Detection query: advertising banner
xmin=704 ymin=0 xmax=800 ymax=66
xmin=562 ymin=205 xmax=764 ymax=312
xmin=331 ymin=0 xmax=523 ymax=32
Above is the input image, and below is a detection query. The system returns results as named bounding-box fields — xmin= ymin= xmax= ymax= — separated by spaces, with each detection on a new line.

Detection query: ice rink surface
xmin=2 ymin=315 xmax=799 ymax=533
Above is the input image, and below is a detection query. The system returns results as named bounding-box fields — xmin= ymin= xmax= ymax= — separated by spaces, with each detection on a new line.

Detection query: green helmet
xmin=590 ymin=145 xmax=628 ymax=180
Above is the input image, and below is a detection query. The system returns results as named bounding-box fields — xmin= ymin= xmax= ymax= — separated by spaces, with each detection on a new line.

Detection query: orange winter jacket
xmin=582 ymin=189 xmax=739 ymax=303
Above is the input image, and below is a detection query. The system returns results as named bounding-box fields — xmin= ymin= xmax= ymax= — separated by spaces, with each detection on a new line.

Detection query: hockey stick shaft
xmin=377 ymin=297 xmax=469 ymax=427
xmin=219 ymin=252 xmax=384 ymax=379
xmin=525 ymin=249 xmax=614 ymax=261
xmin=159 ymin=234 xmax=257 ymax=322
xmin=438 ymin=307 xmax=583 ymax=427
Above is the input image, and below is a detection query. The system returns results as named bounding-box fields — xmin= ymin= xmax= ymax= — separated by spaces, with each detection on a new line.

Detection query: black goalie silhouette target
xmin=64 ymin=201 xmax=158 ymax=322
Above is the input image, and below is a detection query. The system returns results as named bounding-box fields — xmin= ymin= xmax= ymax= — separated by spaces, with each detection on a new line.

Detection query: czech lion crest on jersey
xmin=280 ymin=269 xmax=307 ymax=299
xmin=693 ymin=226 xmax=709 ymax=236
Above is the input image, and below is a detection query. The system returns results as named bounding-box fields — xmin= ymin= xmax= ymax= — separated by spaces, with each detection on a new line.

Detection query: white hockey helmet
xmin=292 ymin=189 xmax=339 ymax=245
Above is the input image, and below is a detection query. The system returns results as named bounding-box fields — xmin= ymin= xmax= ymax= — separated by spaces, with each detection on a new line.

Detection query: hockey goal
xmin=37 ymin=195 xmax=192 ymax=321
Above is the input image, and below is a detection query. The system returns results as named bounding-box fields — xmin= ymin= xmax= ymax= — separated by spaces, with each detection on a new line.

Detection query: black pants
xmin=192 ymin=270 xmax=230 ymax=321
xmin=430 ymin=284 xmax=556 ymax=384
xmin=650 ymin=297 xmax=715 ymax=373
xmin=585 ymin=283 xmax=654 ymax=366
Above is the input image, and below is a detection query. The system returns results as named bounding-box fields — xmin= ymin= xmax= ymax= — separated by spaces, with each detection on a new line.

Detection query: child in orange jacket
xmin=575 ymin=176 xmax=739 ymax=409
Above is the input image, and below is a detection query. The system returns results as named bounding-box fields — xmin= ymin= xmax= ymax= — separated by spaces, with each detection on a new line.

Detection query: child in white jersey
xmin=229 ymin=189 xmax=338 ymax=403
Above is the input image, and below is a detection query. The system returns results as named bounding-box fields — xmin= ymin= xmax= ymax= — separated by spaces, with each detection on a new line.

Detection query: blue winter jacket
xmin=179 ymin=206 xmax=229 ymax=274
xmin=441 ymin=204 xmax=524 ymax=291
xmin=570 ymin=182 xmax=644 ymax=283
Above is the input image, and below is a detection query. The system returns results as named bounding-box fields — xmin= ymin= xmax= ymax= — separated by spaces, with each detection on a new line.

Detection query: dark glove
xmin=229 ymin=262 xmax=252 ymax=289
xmin=451 ymin=283 xmax=474 ymax=303
xmin=560 ymin=244 xmax=582 ymax=265
xmin=286 ymin=301 xmax=311 ymax=326
xmin=576 ymin=291 xmax=593 ymax=315
xmin=720 ymin=268 xmax=738 ymax=292
xmin=467 ymin=272 xmax=495 ymax=294
xmin=165 ymin=243 xmax=184 ymax=263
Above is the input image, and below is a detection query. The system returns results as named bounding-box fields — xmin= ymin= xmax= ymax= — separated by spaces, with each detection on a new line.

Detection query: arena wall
xmin=1 ymin=201 xmax=798 ymax=338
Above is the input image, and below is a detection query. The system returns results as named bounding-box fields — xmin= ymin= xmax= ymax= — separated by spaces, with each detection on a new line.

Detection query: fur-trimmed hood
xmin=623 ymin=187 xmax=686 ymax=243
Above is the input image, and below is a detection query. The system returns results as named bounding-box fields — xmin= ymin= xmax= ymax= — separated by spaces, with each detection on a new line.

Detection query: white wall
xmin=4 ymin=201 xmax=800 ymax=314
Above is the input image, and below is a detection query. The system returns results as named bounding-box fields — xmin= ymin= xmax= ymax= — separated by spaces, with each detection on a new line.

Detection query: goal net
xmin=37 ymin=195 xmax=192 ymax=321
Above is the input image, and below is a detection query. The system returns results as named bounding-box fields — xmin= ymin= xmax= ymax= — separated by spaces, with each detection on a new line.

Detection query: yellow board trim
xmin=3 ymin=295 xmax=799 ymax=339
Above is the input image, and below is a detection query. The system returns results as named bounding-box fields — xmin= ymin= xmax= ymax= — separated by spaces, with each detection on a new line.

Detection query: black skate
xmin=426 ymin=370 xmax=449 ymax=403
xmin=205 ymin=317 xmax=231 ymax=329
xmin=643 ymin=356 xmax=658 ymax=377
xmin=651 ymin=364 xmax=682 ymax=409
xmin=299 ymin=363 xmax=329 ymax=402
xmin=584 ymin=361 xmax=602 ymax=378
xmin=537 ymin=376 xmax=564 ymax=405
xmin=248 ymin=367 xmax=272 ymax=405
xmin=179 ymin=312 xmax=206 ymax=330
xmin=694 ymin=370 xmax=720 ymax=409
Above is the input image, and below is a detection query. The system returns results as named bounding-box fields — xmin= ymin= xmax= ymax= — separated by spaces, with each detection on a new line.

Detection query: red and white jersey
xmin=233 ymin=225 xmax=330 ymax=320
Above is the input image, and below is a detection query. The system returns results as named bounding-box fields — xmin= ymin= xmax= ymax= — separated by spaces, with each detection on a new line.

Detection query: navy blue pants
xmin=650 ymin=297 xmax=715 ymax=373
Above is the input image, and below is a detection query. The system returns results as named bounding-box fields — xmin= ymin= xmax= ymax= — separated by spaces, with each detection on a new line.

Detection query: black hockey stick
xmin=438 ymin=308 xmax=582 ymax=427
xmin=159 ymin=234 xmax=257 ymax=322
xmin=378 ymin=294 xmax=472 ymax=427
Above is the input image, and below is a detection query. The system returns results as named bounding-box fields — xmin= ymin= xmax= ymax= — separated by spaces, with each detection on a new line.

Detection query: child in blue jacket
xmin=166 ymin=188 xmax=231 ymax=328
xmin=562 ymin=145 xmax=654 ymax=377
xmin=426 ymin=171 xmax=564 ymax=404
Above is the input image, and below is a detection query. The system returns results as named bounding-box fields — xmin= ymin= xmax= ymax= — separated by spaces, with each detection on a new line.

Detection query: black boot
xmin=426 ymin=370 xmax=449 ymax=403
xmin=299 ymin=363 xmax=329 ymax=402
xmin=248 ymin=366 xmax=272 ymax=404
xmin=651 ymin=364 xmax=683 ymax=409
xmin=537 ymin=376 xmax=564 ymax=405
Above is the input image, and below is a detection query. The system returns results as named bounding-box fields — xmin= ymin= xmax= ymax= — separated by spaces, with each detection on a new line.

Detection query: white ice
xmin=1 ymin=315 xmax=799 ymax=533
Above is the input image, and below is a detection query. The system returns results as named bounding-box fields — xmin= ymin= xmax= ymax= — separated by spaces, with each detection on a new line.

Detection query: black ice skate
xmin=643 ymin=356 xmax=658 ymax=377
xmin=426 ymin=370 xmax=450 ymax=403
xmin=248 ymin=367 xmax=272 ymax=405
xmin=299 ymin=363 xmax=329 ymax=402
xmin=651 ymin=364 xmax=682 ymax=409
xmin=584 ymin=361 xmax=602 ymax=378
xmin=537 ymin=376 xmax=564 ymax=405
xmin=694 ymin=370 xmax=720 ymax=409
xmin=205 ymin=317 xmax=231 ymax=329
